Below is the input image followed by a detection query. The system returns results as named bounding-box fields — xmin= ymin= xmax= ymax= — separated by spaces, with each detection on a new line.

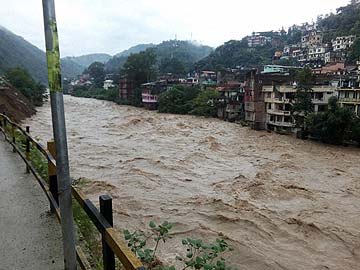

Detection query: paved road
xmin=0 ymin=135 xmax=64 ymax=270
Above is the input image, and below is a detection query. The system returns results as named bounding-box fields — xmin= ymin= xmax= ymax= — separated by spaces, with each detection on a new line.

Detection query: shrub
xmin=158 ymin=86 xmax=200 ymax=114
xmin=190 ymin=89 xmax=219 ymax=117
xmin=124 ymin=221 xmax=233 ymax=270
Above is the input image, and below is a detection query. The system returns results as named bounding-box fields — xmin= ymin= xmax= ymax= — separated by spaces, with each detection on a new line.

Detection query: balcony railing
xmin=142 ymin=93 xmax=158 ymax=103
xmin=338 ymin=98 xmax=360 ymax=103
xmin=267 ymin=109 xmax=291 ymax=115
xmin=267 ymin=120 xmax=294 ymax=127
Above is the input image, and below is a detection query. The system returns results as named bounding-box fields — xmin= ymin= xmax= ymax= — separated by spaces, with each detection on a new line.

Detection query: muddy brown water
xmin=24 ymin=95 xmax=360 ymax=270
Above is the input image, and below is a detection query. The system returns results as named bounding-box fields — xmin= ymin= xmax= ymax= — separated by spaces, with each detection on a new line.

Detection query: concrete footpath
xmin=0 ymin=135 xmax=64 ymax=270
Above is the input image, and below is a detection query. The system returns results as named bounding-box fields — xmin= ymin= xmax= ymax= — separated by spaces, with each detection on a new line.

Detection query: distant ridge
xmin=0 ymin=26 xmax=84 ymax=84
xmin=63 ymin=53 xmax=112 ymax=69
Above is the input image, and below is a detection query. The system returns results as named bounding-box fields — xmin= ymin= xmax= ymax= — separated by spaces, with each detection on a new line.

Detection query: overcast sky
xmin=0 ymin=0 xmax=350 ymax=57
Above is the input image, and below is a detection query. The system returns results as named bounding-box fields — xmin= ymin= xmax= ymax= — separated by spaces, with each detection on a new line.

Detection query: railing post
xmin=100 ymin=195 xmax=115 ymax=270
xmin=25 ymin=126 xmax=30 ymax=173
xmin=12 ymin=124 xmax=16 ymax=152
xmin=47 ymin=140 xmax=59 ymax=212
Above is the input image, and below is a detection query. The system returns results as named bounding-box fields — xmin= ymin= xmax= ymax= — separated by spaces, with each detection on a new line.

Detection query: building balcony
xmin=266 ymin=97 xmax=291 ymax=104
xmin=337 ymin=88 xmax=360 ymax=92
xmin=142 ymin=93 xmax=158 ymax=103
xmin=312 ymin=99 xmax=327 ymax=104
xmin=267 ymin=120 xmax=294 ymax=128
xmin=245 ymin=103 xmax=254 ymax=111
xmin=267 ymin=109 xmax=291 ymax=116
xmin=338 ymin=98 xmax=360 ymax=104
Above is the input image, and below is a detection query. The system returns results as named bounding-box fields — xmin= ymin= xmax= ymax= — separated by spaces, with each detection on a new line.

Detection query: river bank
xmin=24 ymin=95 xmax=360 ymax=269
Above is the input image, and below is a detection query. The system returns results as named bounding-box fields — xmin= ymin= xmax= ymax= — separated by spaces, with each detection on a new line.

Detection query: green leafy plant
xmin=124 ymin=221 xmax=233 ymax=270
xmin=177 ymin=238 xmax=232 ymax=270
xmin=124 ymin=221 xmax=173 ymax=266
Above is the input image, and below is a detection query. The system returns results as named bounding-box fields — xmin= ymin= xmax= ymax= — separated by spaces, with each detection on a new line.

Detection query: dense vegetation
xmin=158 ymin=86 xmax=201 ymax=114
xmin=124 ymin=221 xmax=232 ymax=270
xmin=4 ymin=68 xmax=46 ymax=106
xmin=306 ymin=97 xmax=360 ymax=145
xmin=317 ymin=1 xmax=360 ymax=42
xmin=194 ymin=39 xmax=282 ymax=71
xmin=122 ymin=50 xmax=157 ymax=87
xmin=292 ymin=68 xmax=315 ymax=129
xmin=0 ymin=26 xmax=84 ymax=84
xmin=106 ymin=40 xmax=213 ymax=76
xmin=158 ymin=86 xmax=219 ymax=117
xmin=86 ymin=62 xmax=106 ymax=88
xmin=72 ymin=86 xmax=118 ymax=102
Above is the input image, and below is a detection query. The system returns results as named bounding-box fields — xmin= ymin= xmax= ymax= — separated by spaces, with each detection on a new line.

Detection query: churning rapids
xmin=25 ymin=95 xmax=360 ymax=269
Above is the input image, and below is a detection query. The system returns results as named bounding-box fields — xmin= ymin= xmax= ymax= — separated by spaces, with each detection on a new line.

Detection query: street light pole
xmin=41 ymin=1 xmax=77 ymax=269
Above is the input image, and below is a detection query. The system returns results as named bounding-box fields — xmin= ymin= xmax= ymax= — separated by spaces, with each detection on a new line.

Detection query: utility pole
xmin=41 ymin=1 xmax=77 ymax=269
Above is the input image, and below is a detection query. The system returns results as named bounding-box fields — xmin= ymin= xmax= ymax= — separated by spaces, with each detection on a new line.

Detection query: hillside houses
xmin=277 ymin=22 xmax=357 ymax=68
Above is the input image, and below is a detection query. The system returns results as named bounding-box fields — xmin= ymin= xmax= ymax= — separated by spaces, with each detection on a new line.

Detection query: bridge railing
xmin=0 ymin=113 xmax=145 ymax=270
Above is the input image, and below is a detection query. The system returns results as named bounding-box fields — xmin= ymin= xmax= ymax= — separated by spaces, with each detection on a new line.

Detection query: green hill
xmin=194 ymin=39 xmax=282 ymax=71
xmin=115 ymin=44 xmax=155 ymax=57
xmin=0 ymin=26 xmax=84 ymax=84
xmin=64 ymin=53 xmax=112 ymax=69
xmin=106 ymin=40 xmax=213 ymax=74
xmin=317 ymin=1 xmax=360 ymax=42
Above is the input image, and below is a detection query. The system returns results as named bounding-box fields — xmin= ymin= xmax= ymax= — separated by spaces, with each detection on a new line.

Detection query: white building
xmin=263 ymin=82 xmax=336 ymax=133
xmin=332 ymin=35 xmax=356 ymax=51
xmin=103 ymin=79 xmax=115 ymax=90
xmin=308 ymin=46 xmax=327 ymax=61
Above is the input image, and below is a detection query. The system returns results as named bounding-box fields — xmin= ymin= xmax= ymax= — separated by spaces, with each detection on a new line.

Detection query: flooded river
xmin=25 ymin=95 xmax=360 ymax=269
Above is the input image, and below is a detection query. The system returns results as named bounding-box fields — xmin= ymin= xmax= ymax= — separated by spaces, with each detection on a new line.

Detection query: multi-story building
xmin=103 ymin=79 xmax=115 ymax=90
xmin=282 ymin=45 xmax=301 ymax=59
xmin=336 ymin=76 xmax=360 ymax=116
xmin=332 ymin=35 xmax=356 ymax=51
xmin=119 ymin=77 xmax=134 ymax=101
xmin=308 ymin=46 xmax=327 ymax=61
xmin=141 ymin=80 xmax=168 ymax=110
xmin=262 ymin=65 xmax=302 ymax=74
xmin=301 ymin=31 xmax=323 ymax=47
xmin=200 ymin=71 xmax=217 ymax=87
xmin=324 ymin=51 xmax=346 ymax=64
xmin=247 ymin=32 xmax=271 ymax=47
xmin=262 ymin=74 xmax=336 ymax=133
xmin=244 ymin=70 xmax=266 ymax=130
xmin=262 ymin=75 xmax=296 ymax=133
xmin=217 ymin=82 xmax=245 ymax=121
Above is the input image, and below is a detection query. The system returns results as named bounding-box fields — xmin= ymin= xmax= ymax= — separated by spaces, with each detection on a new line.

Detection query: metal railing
xmin=0 ymin=113 xmax=145 ymax=270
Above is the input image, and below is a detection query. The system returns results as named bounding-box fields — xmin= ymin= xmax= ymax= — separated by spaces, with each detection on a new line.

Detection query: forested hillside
xmin=317 ymin=1 xmax=360 ymax=42
xmin=105 ymin=44 xmax=155 ymax=72
xmin=64 ymin=53 xmax=111 ymax=69
xmin=0 ymin=26 xmax=84 ymax=84
xmin=106 ymin=40 xmax=213 ymax=74
xmin=194 ymin=39 xmax=281 ymax=71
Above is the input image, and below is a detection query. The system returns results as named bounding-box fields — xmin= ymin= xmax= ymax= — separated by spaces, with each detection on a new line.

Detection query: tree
xmin=87 ymin=61 xmax=105 ymax=88
xmin=306 ymin=97 xmax=354 ymax=144
xmin=292 ymin=68 xmax=314 ymax=129
xmin=190 ymin=89 xmax=219 ymax=117
xmin=5 ymin=68 xmax=46 ymax=106
xmin=158 ymin=86 xmax=200 ymax=114
xmin=351 ymin=116 xmax=360 ymax=145
xmin=348 ymin=38 xmax=360 ymax=63
xmin=122 ymin=49 xmax=157 ymax=87
xmin=159 ymin=57 xmax=186 ymax=76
